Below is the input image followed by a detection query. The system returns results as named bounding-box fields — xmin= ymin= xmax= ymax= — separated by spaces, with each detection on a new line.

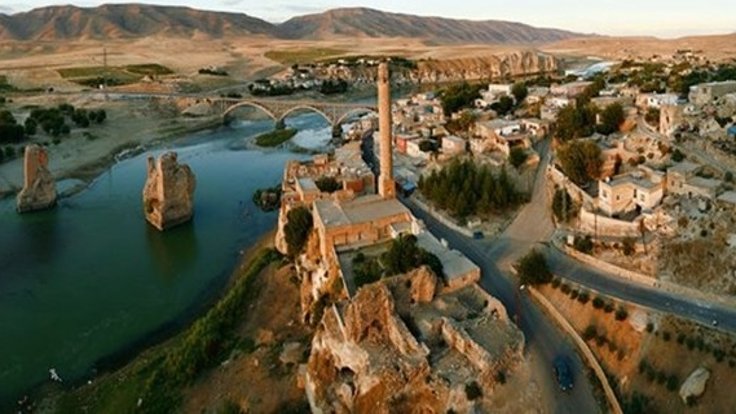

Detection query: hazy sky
xmin=2 ymin=0 xmax=735 ymax=38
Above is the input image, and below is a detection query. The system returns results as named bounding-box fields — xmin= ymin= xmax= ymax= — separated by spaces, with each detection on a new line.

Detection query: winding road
xmin=403 ymin=137 xmax=736 ymax=412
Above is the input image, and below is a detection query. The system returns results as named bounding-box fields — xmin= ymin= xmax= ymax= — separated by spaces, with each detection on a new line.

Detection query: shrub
xmin=509 ymin=147 xmax=528 ymax=169
xmin=516 ymin=249 xmax=552 ymax=286
xmin=666 ymin=374 xmax=679 ymax=392
xmin=593 ymin=296 xmax=605 ymax=309
xmin=604 ymin=302 xmax=615 ymax=313
xmin=284 ymin=206 xmax=313 ymax=257
xmin=560 ymin=283 xmax=571 ymax=294
xmin=574 ymin=236 xmax=594 ymax=254
xmin=494 ymin=370 xmax=507 ymax=385
xmin=583 ymin=325 xmax=598 ymax=341
xmin=646 ymin=323 xmax=654 ymax=333
xmin=464 ymin=381 xmax=483 ymax=401
xmin=551 ymin=278 xmax=561 ymax=289
xmin=577 ymin=291 xmax=590 ymax=304
xmin=638 ymin=359 xmax=648 ymax=374
xmin=596 ymin=335 xmax=607 ymax=347
xmin=622 ymin=237 xmax=636 ymax=256
xmin=662 ymin=331 xmax=671 ymax=342
xmin=677 ymin=333 xmax=686 ymax=344
xmin=615 ymin=306 xmax=629 ymax=321
xmin=315 ymin=176 xmax=341 ymax=193
xmin=570 ymin=290 xmax=579 ymax=300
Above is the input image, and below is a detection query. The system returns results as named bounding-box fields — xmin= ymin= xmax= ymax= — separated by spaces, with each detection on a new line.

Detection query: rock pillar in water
xmin=142 ymin=152 xmax=196 ymax=230
xmin=16 ymin=144 xmax=57 ymax=213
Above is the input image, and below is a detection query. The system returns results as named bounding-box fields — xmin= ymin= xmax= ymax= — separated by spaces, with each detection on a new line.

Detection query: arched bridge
xmin=213 ymin=97 xmax=377 ymax=127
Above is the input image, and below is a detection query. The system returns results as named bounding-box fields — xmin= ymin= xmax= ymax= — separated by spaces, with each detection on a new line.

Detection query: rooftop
xmin=668 ymin=161 xmax=701 ymax=175
xmin=687 ymin=176 xmax=721 ymax=190
xmin=416 ymin=231 xmax=480 ymax=284
xmin=314 ymin=195 xmax=411 ymax=229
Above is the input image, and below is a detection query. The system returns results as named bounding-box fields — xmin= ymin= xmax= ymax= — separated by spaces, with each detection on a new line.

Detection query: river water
xmin=0 ymin=113 xmax=330 ymax=404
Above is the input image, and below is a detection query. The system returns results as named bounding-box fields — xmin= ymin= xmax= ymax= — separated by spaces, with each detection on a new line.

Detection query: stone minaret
xmin=377 ymin=62 xmax=396 ymax=199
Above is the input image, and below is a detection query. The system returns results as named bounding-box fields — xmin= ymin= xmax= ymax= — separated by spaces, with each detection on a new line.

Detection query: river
xmin=0 ymin=113 xmax=332 ymax=405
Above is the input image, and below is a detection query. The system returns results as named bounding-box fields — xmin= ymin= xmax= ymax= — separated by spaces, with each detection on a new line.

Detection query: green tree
xmin=315 ymin=176 xmax=341 ymax=193
xmin=284 ymin=206 xmax=313 ymax=257
xmin=597 ymin=103 xmax=624 ymax=135
xmin=556 ymin=104 xmax=596 ymax=141
xmin=516 ymin=249 xmax=552 ymax=286
xmin=509 ymin=147 xmax=528 ymax=169
xmin=552 ymin=189 xmax=574 ymax=222
xmin=24 ymin=117 xmax=37 ymax=136
xmin=440 ymin=82 xmax=483 ymax=114
xmin=645 ymin=107 xmax=660 ymax=126
xmin=557 ymin=139 xmax=602 ymax=186
xmin=491 ymin=95 xmax=515 ymax=116
xmin=511 ymin=82 xmax=528 ymax=103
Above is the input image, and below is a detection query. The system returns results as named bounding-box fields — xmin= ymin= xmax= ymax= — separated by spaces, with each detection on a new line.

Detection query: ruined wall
xmin=16 ymin=144 xmax=56 ymax=213
xmin=142 ymin=152 xmax=196 ymax=230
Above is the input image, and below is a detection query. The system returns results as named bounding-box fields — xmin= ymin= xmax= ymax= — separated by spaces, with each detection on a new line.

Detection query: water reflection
xmin=145 ymin=220 xmax=199 ymax=280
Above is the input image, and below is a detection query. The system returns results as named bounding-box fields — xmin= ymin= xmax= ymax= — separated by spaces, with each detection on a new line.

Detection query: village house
xmin=441 ymin=135 xmax=467 ymax=156
xmin=475 ymin=119 xmax=532 ymax=156
xmin=525 ymin=86 xmax=550 ymax=105
xmin=666 ymin=162 xmax=722 ymax=200
xmin=395 ymin=133 xmax=421 ymax=154
xmin=406 ymin=138 xmax=432 ymax=160
xmin=550 ymin=81 xmax=593 ymax=98
xmin=598 ymin=167 xmax=665 ymax=217
xmin=636 ymin=93 xmax=680 ymax=110
xmin=689 ymin=80 xmax=736 ymax=106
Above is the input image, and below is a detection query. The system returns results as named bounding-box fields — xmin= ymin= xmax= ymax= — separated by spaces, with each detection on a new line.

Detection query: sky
xmin=2 ymin=0 xmax=735 ymax=38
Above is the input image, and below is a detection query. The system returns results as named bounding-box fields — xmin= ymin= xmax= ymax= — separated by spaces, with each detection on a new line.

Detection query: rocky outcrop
xmin=142 ymin=152 xmax=196 ymax=230
xmin=16 ymin=145 xmax=56 ymax=213
xmin=411 ymin=51 xmax=559 ymax=83
xmin=679 ymin=367 xmax=710 ymax=404
xmin=304 ymin=267 xmax=525 ymax=413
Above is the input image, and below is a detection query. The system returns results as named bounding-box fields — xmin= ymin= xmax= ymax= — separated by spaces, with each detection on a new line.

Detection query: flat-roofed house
xmin=598 ymin=168 xmax=665 ymax=216
xmin=689 ymin=81 xmax=736 ymax=105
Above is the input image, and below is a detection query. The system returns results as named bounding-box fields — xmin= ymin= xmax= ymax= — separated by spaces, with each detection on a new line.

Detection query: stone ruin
xmin=142 ymin=152 xmax=196 ymax=230
xmin=303 ymin=267 xmax=525 ymax=413
xmin=16 ymin=144 xmax=57 ymax=213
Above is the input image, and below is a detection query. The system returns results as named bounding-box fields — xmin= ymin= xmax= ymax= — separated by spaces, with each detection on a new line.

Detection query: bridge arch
xmin=278 ymin=105 xmax=334 ymax=126
xmin=334 ymin=107 xmax=377 ymax=127
xmin=222 ymin=101 xmax=278 ymax=122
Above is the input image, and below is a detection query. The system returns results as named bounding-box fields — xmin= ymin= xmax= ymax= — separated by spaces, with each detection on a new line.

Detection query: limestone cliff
xmin=16 ymin=145 xmax=56 ymax=213
xmin=410 ymin=51 xmax=559 ymax=83
xmin=142 ymin=152 xmax=196 ymax=230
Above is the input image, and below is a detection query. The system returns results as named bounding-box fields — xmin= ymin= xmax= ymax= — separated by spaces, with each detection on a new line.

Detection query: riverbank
xmin=0 ymin=94 xmax=224 ymax=199
xmin=30 ymin=231 xmax=281 ymax=413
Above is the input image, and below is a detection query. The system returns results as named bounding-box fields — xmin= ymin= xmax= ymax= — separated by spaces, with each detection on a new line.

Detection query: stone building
xmin=304 ymin=267 xmax=524 ymax=414
xmin=598 ymin=168 xmax=665 ymax=217
xmin=689 ymin=81 xmax=736 ymax=106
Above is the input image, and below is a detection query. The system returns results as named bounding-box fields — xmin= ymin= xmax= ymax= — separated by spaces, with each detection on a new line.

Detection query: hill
xmin=276 ymin=7 xmax=584 ymax=44
xmin=0 ymin=4 xmax=584 ymax=44
xmin=0 ymin=4 xmax=275 ymax=41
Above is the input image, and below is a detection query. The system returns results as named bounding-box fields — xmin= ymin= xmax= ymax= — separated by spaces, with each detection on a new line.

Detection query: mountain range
xmin=0 ymin=4 xmax=585 ymax=44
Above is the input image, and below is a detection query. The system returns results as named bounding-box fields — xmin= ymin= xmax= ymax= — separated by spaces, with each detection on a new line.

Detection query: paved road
xmin=404 ymin=140 xmax=604 ymax=413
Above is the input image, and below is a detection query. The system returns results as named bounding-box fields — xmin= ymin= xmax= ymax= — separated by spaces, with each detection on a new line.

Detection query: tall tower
xmin=377 ymin=62 xmax=396 ymax=199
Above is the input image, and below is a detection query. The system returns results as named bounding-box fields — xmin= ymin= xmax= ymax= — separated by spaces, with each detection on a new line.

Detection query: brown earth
xmin=181 ymin=261 xmax=313 ymax=413
xmin=540 ymin=283 xmax=736 ymax=413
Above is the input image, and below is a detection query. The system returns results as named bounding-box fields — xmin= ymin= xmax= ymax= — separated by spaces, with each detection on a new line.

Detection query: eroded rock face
xmin=16 ymin=145 xmax=56 ymax=213
xmin=142 ymin=152 xmax=196 ymax=230
xmin=305 ymin=267 xmax=525 ymax=414
xmin=679 ymin=367 xmax=710 ymax=404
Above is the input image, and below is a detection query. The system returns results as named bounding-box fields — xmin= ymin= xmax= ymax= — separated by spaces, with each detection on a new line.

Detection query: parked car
xmin=553 ymin=355 xmax=574 ymax=391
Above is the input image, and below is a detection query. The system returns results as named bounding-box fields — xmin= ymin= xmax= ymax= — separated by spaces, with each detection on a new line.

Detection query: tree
xmin=516 ymin=249 xmax=552 ymax=286
xmin=315 ymin=176 xmax=341 ymax=193
xmin=557 ymin=139 xmax=603 ymax=186
xmin=597 ymin=103 xmax=624 ymax=135
xmin=440 ymin=82 xmax=483 ymax=114
xmin=284 ymin=206 xmax=313 ymax=257
xmin=552 ymin=189 xmax=574 ymax=222
xmin=491 ymin=96 xmax=514 ymax=116
xmin=511 ymin=82 xmax=528 ymax=104
xmin=671 ymin=148 xmax=685 ymax=162
xmin=24 ymin=118 xmax=37 ymax=136
xmin=645 ymin=107 xmax=660 ymax=126
xmin=509 ymin=147 xmax=528 ymax=169
xmin=555 ymin=104 xmax=596 ymax=141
